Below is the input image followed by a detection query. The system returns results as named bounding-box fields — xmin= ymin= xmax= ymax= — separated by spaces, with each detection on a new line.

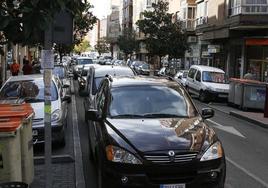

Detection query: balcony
xmin=228 ymin=4 xmax=268 ymax=30
xmin=182 ymin=19 xmax=196 ymax=31
xmin=230 ymin=4 xmax=268 ymax=16
xmin=196 ymin=16 xmax=208 ymax=26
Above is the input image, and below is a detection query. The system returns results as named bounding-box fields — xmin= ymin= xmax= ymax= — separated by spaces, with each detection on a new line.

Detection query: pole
xmin=264 ymin=84 xmax=268 ymax=118
xmin=43 ymin=23 xmax=53 ymax=188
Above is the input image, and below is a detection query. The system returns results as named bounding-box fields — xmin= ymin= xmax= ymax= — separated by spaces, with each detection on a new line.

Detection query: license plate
xmin=160 ymin=184 xmax=185 ymax=188
xmin=32 ymin=130 xmax=38 ymax=136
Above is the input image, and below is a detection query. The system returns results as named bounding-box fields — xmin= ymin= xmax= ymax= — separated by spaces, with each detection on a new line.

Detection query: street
xmin=74 ymin=81 xmax=268 ymax=188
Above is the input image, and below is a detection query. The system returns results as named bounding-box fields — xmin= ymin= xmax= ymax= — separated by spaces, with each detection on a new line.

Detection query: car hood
xmin=203 ymin=82 xmax=229 ymax=92
xmin=106 ymin=117 xmax=206 ymax=153
xmin=31 ymin=100 xmax=60 ymax=120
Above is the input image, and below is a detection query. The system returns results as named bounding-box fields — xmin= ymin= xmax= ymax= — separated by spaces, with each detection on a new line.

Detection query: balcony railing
xmin=196 ymin=16 xmax=208 ymax=26
xmin=230 ymin=4 xmax=268 ymax=16
xmin=182 ymin=19 xmax=196 ymax=30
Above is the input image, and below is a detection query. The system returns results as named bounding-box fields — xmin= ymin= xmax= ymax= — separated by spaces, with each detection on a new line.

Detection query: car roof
xmin=94 ymin=65 xmax=135 ymax=77
xmin=190 ymin=65 xmax=225 ymax=73
xmin=76 ymin=56 xmax=93 ymax=60
xmin=110 ymin=76 xmax=179 ymax=88
xmin=5 ymin=74 xmax=55 ymax=82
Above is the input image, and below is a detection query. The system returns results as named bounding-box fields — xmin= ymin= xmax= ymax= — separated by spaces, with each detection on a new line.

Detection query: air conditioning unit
xmin=188 ymin=36 xmax=197 ymax=43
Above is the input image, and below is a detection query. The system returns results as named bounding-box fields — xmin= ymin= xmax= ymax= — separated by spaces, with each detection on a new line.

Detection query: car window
xmin=0 ymin=79 xmax=58 ymax=102
xmin=188 ymin=68 xmax=197 ymax=79
xmin=53 ymin=67 xmax=65 ymax=79
xmin=77 ymin=59 xmax=93 ymax=65
xmin=202 ymin=71 xmax=227 ymax=83
xmin=183 ymin=72 xmax=188 ymax=78
xmin=109 ymin=85 xmax=197 ymax=118
xmin=195 ymin=71 xmax=201 ymax=82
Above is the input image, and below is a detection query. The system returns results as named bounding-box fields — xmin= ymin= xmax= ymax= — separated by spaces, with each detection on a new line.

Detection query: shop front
xmin=246 ymin=38 xmax=268 ymax=82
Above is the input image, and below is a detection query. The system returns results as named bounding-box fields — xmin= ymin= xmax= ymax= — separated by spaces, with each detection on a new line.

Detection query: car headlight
xmin=200 ymin=142 xmax=223 ymax=161
xmin=51 ymin=109 xmax=61 ymax=122
xmin=106 ymin=145 xmax=142 ymax=164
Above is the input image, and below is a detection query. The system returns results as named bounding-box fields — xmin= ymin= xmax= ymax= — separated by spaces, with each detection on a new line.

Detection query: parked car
xmin=0 ymin=75 xmax=71 ymax=146
xmin=78 ymin=64 xmax=100 ymax=95
xmin=73 ymin=57 xmax=94 ymax=79
xmin=185 ymin=65 xmax=229 ymax=102
xmin=86 ymin=76 xmax=226 ymax=188
xmin=130 ymin=61 xmax=145 ymax=73
xmin=82 ymin=65 xmax=135 ymax=120
xmin=137 ymin=63 xmax=150 ymax=75
xmin=174 ymin=70 xmax=189 ymax=86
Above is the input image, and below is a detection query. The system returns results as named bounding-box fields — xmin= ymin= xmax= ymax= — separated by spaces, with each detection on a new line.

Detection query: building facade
xmin=196 ymin=0 xmax=268 ymax=81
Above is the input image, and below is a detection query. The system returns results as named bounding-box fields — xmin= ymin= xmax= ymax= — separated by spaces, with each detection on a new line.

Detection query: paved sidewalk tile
xmin=31 ymin=163 xmax=75 ymax=188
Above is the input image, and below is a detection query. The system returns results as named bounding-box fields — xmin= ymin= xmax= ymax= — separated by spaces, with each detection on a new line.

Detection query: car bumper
xmin=32 ymin=121 xmax=65 ymax=144
xmin=206 ymin=90 xmax=228 ymax=99
xmin=102 ymin=158 xmax=226 ymax=188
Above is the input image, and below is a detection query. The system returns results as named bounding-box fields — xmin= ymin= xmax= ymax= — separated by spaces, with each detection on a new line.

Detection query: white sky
xmin=90 ymin=0 xmax=110 ymax=19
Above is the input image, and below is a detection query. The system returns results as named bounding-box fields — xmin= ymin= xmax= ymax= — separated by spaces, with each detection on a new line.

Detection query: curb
xmin=71 ymin=82 xmax=86 ymax=188
xmin=34 ymin=155 xmax=74 ymax=165
xmin=194 ymin=99 xmax=268 ymax=129
xmin=229 ymin=111 xmax=268 ymax=129
xmin=70 ymin=79 xmax=75 ymax=95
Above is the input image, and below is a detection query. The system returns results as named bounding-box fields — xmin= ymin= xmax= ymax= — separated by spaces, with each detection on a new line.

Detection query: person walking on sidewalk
xmin=10 ymin=60 xmax=20 ymax=76
xmin=22 ymin=60 xmax=33 ymax=75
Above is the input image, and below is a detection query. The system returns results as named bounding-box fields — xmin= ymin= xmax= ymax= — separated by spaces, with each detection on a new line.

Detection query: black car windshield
xmin=0 ymin=79 xmax=58 ymax=102
xmin=109 ymin=85 xmax=197 ymax=118
xmin=202 ymin=71 xmax=227 ymax=83
xmin=142 ymin=64 xmax=149 ymax=69
xmin=77 ymin=59 xmax=93 ymax=65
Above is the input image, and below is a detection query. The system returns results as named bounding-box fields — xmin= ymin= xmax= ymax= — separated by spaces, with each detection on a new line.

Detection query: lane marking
xmin=207 ymin=119 xmax=246 ymax=138
xmin=226 ymin=157 xmax=268 ymax=188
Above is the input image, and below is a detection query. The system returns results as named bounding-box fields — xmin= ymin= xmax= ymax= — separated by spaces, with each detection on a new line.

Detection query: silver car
xmin=174 ymin=70 xmax=189 ymax=86
xmin=0 ymin=75 xmax=71 ymax=146
xmin=73 ymin=57 xmax=94 ymax=79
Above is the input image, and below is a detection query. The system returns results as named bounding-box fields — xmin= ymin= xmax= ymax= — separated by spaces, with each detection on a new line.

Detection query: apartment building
xmin=196 ymin=0 xmax=268 ymax=81
xmin=122 ymin=0 xmax=133 ymax=30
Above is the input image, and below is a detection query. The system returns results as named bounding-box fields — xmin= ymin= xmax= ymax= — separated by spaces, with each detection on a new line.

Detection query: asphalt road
xmin=75 ymin=81 xmax=268 ymax=188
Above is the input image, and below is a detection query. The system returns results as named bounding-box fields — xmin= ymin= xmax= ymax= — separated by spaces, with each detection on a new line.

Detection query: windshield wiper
xmin=23 ymin=97 xmax=44 ymax=102
xmin=111 ymin=114 xmax=146 ymax=118
xmin=141 ymin=113 xmax=189 ymax=118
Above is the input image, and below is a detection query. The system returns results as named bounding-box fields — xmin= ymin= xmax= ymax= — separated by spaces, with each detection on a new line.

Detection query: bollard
xmin=264 ymin=84 xmax=268 ymax=118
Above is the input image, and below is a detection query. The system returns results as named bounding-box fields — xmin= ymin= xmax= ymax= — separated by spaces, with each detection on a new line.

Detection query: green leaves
xmin=94 ymin=38 xmax=110 ymax=55
xmin=136 ymin=0 xmax=188 ymax=59
xmin=117 ymin=29 xmax=139 ymax=57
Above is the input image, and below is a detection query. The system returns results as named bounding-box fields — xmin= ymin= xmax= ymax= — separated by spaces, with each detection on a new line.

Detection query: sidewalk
xmin=207 ymin=102 xmax=268 ymax=128
xmin=30 ymin=80 xmax=84 ymax=188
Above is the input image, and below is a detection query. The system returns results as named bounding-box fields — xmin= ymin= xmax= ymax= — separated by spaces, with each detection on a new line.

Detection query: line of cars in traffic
xmin=75 ymin=59 xmax=226 ymax=187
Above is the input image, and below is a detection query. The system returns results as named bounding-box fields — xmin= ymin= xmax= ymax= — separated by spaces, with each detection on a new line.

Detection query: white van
xmin=185 ymin=65 xmax=229 ymax=102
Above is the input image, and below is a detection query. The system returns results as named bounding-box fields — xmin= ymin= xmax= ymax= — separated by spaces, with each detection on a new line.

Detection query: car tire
xmin=199 ymin=90 xmax=207 ymax=102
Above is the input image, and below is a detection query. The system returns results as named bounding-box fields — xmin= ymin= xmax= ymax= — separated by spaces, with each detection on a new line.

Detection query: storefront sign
xmin=208 ymin=45 xmax=220 ymax=53
xmin=246 ymin=39 xmax=268 ymax=46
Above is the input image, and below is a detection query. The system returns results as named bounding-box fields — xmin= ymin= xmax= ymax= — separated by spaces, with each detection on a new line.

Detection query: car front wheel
xmin=199 ymin=90 xmax=208 ymax=102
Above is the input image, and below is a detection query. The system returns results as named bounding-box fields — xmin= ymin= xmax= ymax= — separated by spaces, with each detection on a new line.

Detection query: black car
xmin=86 ymin=76 xmax=226 ymax=188
xmin=82 ymin=65 xmax=135 ymax=119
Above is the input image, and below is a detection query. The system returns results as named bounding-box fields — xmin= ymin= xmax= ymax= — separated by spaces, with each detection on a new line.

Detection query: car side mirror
xmin=201 ymin=108 xmax=214 ymax=119
xmin=63 ymin=84 xmax=70 ymax=88
xmin=62 ymin=95 xmax=71 ymax=103
xmin=86 ymin=109 xmax=102 ymax=122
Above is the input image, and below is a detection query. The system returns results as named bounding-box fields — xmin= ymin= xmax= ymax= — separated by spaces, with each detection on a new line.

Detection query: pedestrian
xmin=23 ymin=56 xmax=27 ymax=65
xmin=22 ymin=60 xmax=33 ymax=75
xmin=10 ymin=60 xmax=20 ymax=76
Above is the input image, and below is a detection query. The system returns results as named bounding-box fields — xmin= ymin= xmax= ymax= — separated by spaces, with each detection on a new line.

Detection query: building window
xmin=230 ymin=0 xmax=268 ymax=15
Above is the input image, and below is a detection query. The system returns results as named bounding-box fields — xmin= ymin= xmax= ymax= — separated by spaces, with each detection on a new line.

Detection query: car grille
xmin=144 ymin=153 xmax=198 ymax=164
